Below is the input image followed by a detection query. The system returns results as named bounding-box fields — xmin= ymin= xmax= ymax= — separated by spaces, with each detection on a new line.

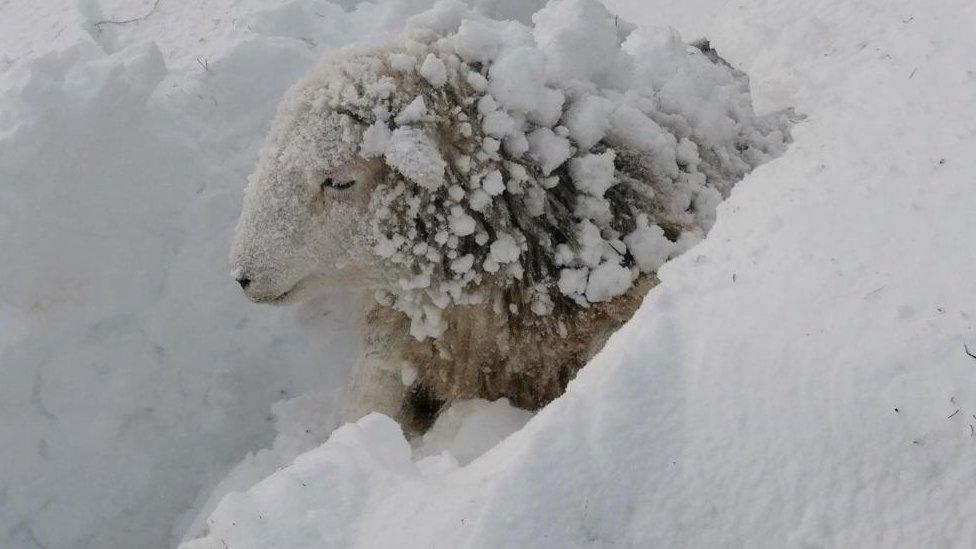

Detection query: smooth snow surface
xmin=185 ymin=0 xmax=976 ymax=547
xmin=4 ymin=0 xmax=976 ymax=548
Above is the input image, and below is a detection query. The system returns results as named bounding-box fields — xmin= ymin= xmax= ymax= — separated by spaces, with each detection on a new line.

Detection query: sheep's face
xmin=230 ymin=107 xmax=386 ymax=304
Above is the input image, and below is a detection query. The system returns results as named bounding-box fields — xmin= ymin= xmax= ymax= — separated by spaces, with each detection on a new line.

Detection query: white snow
xmin=526 ymin=127 xmax=574 ymax=175
xmin=532 ymin=0 xmax=631 ymax=88
xmin=393 ymin=95 xmax=428 ymax=125
xmin=414 ymin=399 xmax=533 ymax=465
xmin=481 ymin=169 xmax=505 ymax=196
xmin=562 ymin=94 xmax=616 ymax=151
xmin=7 ymin=0 xmax=975 ymax=548
xmin=583 ymin=261 xmax=632 ymax=302
xmin=384 ymin=127 xmax=446 ymax=190
xmin=625 ymin=214 xmax=674 ymax=273
xmin=360 ymin=121 xmax=393 ymax=157
xmin=419 ymin=53 xmax=448 ymax=88
xmin=569 ymin=151 xmax=616 ymax=197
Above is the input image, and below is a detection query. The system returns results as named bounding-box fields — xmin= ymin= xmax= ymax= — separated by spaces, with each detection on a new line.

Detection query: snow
xmin=6 ymin=0 xmax=974 ymax=548
xmin=624 ymin=215 xmax=674 ymax=273
xmin=393 ymin=95 xmax=428 ymax=125
xmin=583 ymin=261 xmax=632 ymax=302
xmin=480 ymin=169 xmax=505 ymax=196
xmin=185 ymin=0 xmax=976 ymax=547
xmin=526 ymin=127 xmax=574 ymax=175
xmin=562 ymin=94 xmax=616 ymax=151
xmin=414 ymin=399 xmax=533 ymax=465
xmin=384 ymin=127 xmax=446 ymax=190
xmin=487 ymin=47 xmax=564 ymax=125
xmin=569 ymin=151 xmax=616 ymax=197
xmin=418 ymin=53 xmax=447 ymax=88
xmin=360 ymin=121 xmax=393 ymax=157
xmin=481 ymin=109 xmax=516 ymax=138
xmin=488 ymin=233 xmax=521 ymax=264
xmin=532 ymin=0 xmax=631 ymax=88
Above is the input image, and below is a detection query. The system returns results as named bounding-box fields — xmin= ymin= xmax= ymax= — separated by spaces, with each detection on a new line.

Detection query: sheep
xmin=229 ymin=4 xmax=792 ymax=432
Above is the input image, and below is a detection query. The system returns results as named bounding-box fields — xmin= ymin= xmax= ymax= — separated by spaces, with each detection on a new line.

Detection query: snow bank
xmin=184 ymin=0 xmax=976 ymax=547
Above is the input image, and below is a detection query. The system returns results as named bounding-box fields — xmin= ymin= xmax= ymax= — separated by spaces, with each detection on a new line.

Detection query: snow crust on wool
xmin=0 ymin=1 xmax=549 ymax=548
xmin=246 ymin=0 xmax=790 ymax=342
xmin=184 ymin=0 xmax=976 ymax=547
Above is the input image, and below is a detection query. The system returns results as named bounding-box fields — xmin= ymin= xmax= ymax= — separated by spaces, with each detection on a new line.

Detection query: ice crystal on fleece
xmin=243 ymin=0 xmax=791 ymax=341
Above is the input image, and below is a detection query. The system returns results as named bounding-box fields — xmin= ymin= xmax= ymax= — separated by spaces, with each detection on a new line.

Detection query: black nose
xmin=237 ymin=277 xmax=251 ymax=290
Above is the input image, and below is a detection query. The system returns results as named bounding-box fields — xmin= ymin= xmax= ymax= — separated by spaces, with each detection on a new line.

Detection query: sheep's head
xmin=229 ymin=81 xmax=385 ymax=304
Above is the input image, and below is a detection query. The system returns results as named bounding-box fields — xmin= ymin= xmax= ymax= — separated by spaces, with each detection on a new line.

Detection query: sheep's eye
xmin=321 ymin=177 xmax=355 ymax=191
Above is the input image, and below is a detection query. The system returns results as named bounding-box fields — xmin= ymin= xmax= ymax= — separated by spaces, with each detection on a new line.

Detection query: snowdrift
xmin=185 ymin=0 xmax=976 ymax=547
xmin=2 ymin=0 xmax=974 ymax=547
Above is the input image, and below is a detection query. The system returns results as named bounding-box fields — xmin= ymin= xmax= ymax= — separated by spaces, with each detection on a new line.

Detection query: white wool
xmin=527 ymin=127 xmax=573 ymax=175
xmin=624 ymin=215 xmax=674 ymax=273
xmin=384 ymin=127 xmax=446 ymax=190
xmin=394 ymin=95 xmax=428 ymax=125
xmin=563 ymin=95 xmax=615 ymax=151
xmin=419 ymin=54 xmax=448 ymax=87
xmin=569 ymin=151 xmax=616 ymax=197
xmin=584 ymin=261 xmax=631 ymax=302
xmin=360 ymin=121 xmax=392 ymax=157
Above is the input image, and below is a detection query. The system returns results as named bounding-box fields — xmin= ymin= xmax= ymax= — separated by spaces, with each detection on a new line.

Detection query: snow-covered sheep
xmin=229 ymin=0 xmax=792 ymax=431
